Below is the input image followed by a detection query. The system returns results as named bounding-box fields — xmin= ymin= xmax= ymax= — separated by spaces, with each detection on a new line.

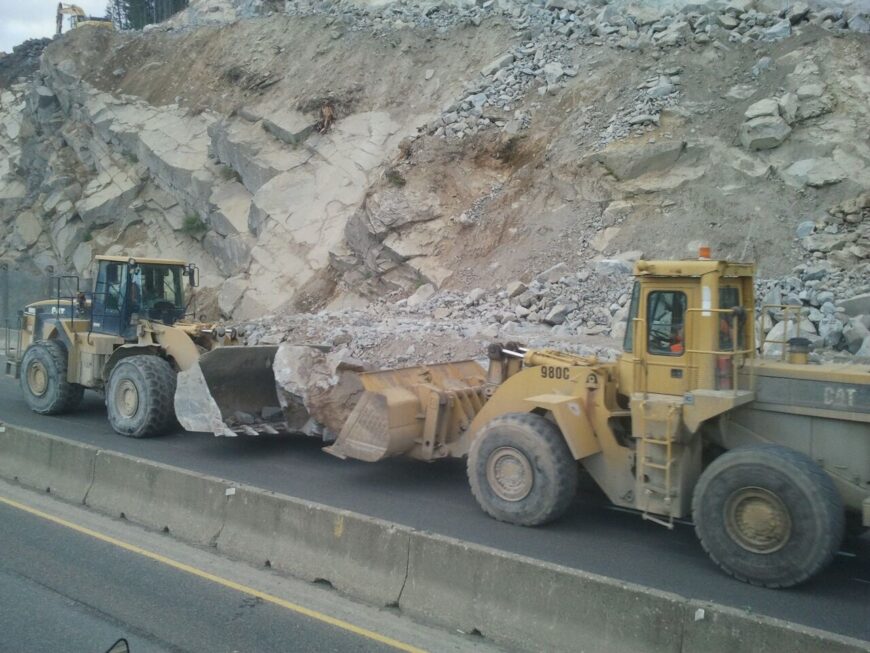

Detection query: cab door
xmin=641 ymin=281 xmax=695 ymax=396
xmin=90 ymin=261 xmax=127 ymax=336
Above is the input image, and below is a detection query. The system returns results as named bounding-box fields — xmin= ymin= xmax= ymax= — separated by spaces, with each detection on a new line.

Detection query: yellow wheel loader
xmin=6 ymin=255 xmax=281 ymax=438
xmin=310 ymin=254 xmax=865 ymax=588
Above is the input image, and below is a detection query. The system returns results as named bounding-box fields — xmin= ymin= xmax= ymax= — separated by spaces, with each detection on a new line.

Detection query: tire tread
xmin=20 ymin=340 xmax=84 ymax=414
xmin=468 ymin=412 xmax=578 ymax=526
xmin=692 ymin=443 xmax=844 ymax=588
xmin=106 ymin=355 xmax=176 ymax=438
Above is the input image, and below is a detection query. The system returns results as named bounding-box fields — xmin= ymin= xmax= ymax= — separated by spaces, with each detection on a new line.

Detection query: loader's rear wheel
xmin=20 ymin=340 xmax=84 ymax=415
xmin=468 ymin=413 xmax=578 ymax=526
xmin=106 ymin=356 xmax=176 ymax=438
xmin=693 ymin=444 xmax=844 ymax=588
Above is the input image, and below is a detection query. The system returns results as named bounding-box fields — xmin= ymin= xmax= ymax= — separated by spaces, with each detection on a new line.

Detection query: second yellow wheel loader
xmin=321 ymin=254 xmax=869 ymax=587
xmin=6 ymin=255 xmax=281 ymax=438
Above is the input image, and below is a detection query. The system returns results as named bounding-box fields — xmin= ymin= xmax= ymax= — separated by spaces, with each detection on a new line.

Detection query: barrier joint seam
xmin=81 ymin=448 xmax=100 ymax=506
xmin=394 ymin=531 xmax=412 ymax=609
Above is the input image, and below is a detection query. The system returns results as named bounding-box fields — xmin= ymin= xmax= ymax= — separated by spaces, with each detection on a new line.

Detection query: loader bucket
xmin=325 ymin=360 xmax=487 ymax=462
xmin=174 ymin=345 xmax=285 ymax=436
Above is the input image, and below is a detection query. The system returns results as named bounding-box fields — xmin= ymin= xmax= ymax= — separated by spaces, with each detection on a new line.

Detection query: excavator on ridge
xmin=56 ymin=3 xmax=113 ymax=36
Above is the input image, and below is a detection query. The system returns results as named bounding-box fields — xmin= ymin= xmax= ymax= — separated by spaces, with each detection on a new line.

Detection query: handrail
xmin=629 ymin=316 xmax=647 ymax=397
xmin=51 ymin=275 xmax=81 ymax=336
xmin=683 ymin=307 xmax=753 ymax=395
xmin=3 ymin=315 xmax=22 ymax=363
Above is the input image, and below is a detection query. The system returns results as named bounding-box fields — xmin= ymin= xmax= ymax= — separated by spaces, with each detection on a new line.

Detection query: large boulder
xmin=739 ymin=115 xmax=791 ymax=150
xmin=590 ymin=141 xmax=687 ymax=181
xmin=743 ymin=98 xmax=779 ymax=120
xmin=407 ymin=283 xmax=436 ymax=307
xmin=843 ymin=318 xmax=870 ymax=354
xmin=13 ymin=211 xmax=41 ymax=248
xmin=839 ymin=294 xmax=870 ymax=318
xmin=272 ymin=344 xmax=369 ymax=438
xmin=781 ymin=158 xmax=845 ymax=188
xmin=762 ymin=318 xmax=816 ymax=357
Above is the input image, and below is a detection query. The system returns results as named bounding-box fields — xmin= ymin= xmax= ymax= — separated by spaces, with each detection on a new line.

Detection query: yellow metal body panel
xmin=75 ymin=19 xmax=113 ymax=29
xmin=634 ymin=259 xmax=755 ymax=279
xmin=682 ymin=389 xmax=755 ymax=432
xmin=95 ymin=255 xmax=187 ymax=267
xmin=463 ymin=365 xmax=588 ymax=455
xmin=524 ymin=393 xmax=601 ymax=460
xmin=748 ymin=359 xmax=870 ymax=385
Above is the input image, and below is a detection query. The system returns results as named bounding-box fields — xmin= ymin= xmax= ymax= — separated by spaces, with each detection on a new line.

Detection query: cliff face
xmin=0 ymin=0 xmax=868 ymax=352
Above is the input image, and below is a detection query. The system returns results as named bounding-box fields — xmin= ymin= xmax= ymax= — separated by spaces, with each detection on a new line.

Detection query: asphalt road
xmin=0 ymin=373 xmax=868 ymax=642
xmin=0 ymin=482 xmax=499 ymax=653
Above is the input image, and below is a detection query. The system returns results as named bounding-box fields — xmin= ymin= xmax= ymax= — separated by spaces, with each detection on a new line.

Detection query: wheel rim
xmin=486 ymin=446 xmax=533 ymax=502
xmin=27 ymin=360 xmax=48 ymax=397
xmin=114 ymin=379 xmax=140 ymax=418
xmin=725 ymin=486 xmax=792 ymax=554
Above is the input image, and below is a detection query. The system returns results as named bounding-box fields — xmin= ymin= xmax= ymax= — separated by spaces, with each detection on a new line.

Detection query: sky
xmin=0 ymin=1 xmax=108 ymax=54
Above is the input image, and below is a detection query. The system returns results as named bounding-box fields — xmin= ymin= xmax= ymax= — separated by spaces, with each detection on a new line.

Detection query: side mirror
xmin=106 ymin=264 xmax=119 ymax=285
xmin=186 ymin=264 xmax=199 ymax=288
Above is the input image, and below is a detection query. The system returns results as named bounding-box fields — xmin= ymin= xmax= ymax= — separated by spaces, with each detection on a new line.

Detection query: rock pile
xmin=0 ymin=38 xmax=51 ymax=87
xmin=247 ymin=219 xmax=870 ymax=367
xmin=242 ymin=258 xmax=633 ymax=370
xmin=282 ymin=0 xmax=869 ymax=143
xmin=757 ymin=192 xmax=870 ymax=361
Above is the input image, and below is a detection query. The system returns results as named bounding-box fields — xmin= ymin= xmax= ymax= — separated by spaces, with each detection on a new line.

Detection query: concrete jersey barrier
xmin=218 ymin=485 xmax=409 ymax=607
xmin=0 ymin=423 xmax=97 ymax=503
xmin=87 ymin=449 xmax=230 ymax=547
xmin=0 ymin=422 xmax=867 ymax=653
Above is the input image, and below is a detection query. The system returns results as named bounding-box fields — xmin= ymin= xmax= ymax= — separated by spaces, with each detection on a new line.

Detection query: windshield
xmin=129 ymin=264 xmax=185 ymax=317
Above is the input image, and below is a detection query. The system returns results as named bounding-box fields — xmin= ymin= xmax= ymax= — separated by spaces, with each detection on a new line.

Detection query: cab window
xmin=719 ymin=286 xmax=745 ymax=350
xmin=647 ymin=291 xmax=687 ymax=356
xmin=98 ymin=263 xmax=126 ymax=314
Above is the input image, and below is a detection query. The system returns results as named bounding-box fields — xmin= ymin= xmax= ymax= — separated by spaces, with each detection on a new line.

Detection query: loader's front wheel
xmin=693 ymin=444 xmax=844 ymax=588
xmin=106 ymin=356 xmax=176 ymax=438
xmin=468 ymin=413 xmax=578 ymax=526
xmin=20 ymin=340 xmax=84 ymax=415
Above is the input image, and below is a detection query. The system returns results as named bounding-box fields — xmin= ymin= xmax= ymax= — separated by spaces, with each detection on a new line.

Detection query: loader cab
xmin=618 ymin=256 xmax=756 ymax=397
xmin=90 ymin=256 xmax=193 ymax=339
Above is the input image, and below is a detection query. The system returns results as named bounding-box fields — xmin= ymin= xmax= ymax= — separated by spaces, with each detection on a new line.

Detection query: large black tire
xmin=692 ymin=444 xmax=844 ymax=588
xmin=105 ymin=355 xmax=176 ymax=438
xmin=468 ymin=413 xmax=578 ymax=526
xmin=19 ymin=340 xmax=85 ymax=415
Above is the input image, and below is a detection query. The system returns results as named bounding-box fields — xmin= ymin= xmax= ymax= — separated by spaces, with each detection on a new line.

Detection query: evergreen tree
xmin=106 ymin=0 xmax=189 ymax=30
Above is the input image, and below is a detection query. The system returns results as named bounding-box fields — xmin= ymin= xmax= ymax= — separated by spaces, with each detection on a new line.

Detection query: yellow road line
xmin=0 ymin=494 xmax=426 ymax=653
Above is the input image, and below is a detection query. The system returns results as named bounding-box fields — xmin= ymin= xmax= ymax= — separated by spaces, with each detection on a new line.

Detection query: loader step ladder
xmin=636 ymin=402 xmax=681 ymax=530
